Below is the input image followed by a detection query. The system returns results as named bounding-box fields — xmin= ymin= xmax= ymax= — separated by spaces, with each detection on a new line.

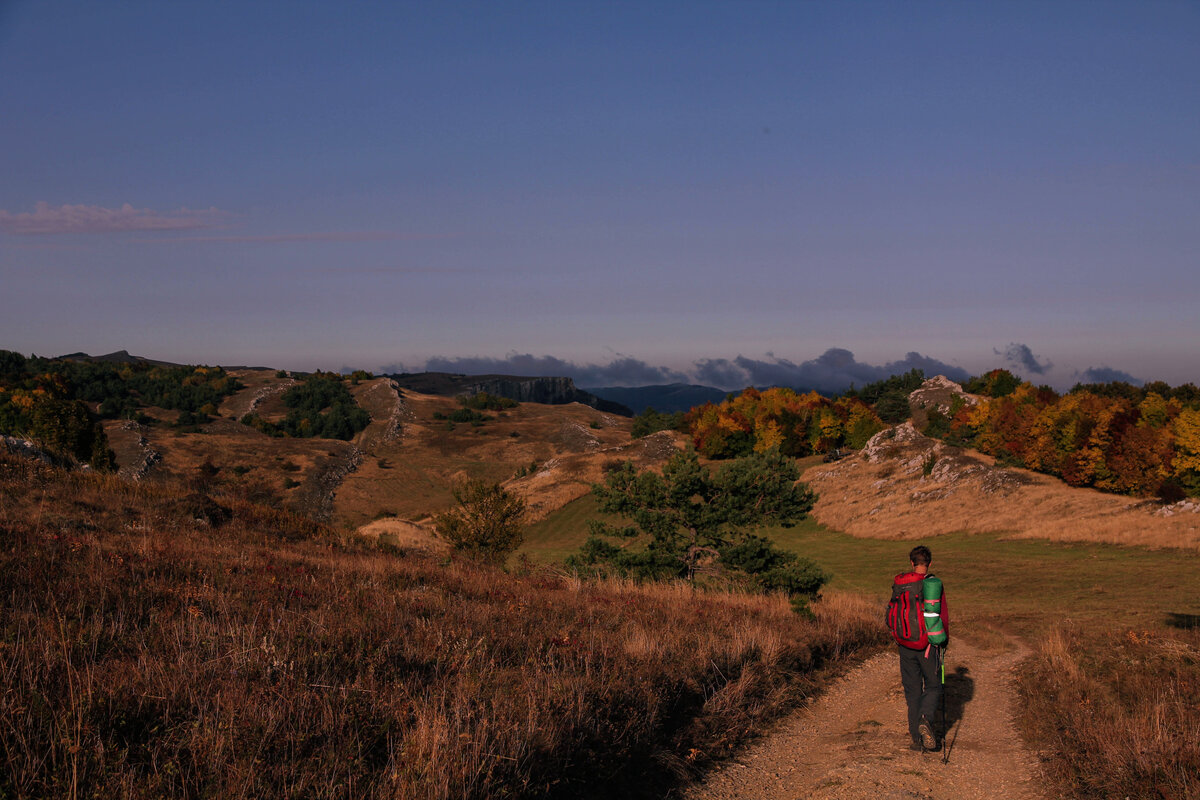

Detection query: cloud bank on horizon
xmin=375 ymin=344 xmax=1150 ymax=394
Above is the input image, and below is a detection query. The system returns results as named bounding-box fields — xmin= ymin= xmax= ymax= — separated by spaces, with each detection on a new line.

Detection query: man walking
xmin=889 ymin=545 xmax=949 ymax=752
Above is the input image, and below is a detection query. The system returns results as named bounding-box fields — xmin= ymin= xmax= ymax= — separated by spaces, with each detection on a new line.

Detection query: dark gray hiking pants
xmin=898 ymin=645 xmax=941 ymax=743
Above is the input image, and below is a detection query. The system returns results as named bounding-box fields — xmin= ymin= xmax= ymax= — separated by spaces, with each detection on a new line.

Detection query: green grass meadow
xmin=523 ymin=493 xmax=1200 ymax=635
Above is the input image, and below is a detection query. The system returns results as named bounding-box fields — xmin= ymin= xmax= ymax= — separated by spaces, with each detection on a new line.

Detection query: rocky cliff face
xmin=389 ymin=372 xmax=633 ymax=416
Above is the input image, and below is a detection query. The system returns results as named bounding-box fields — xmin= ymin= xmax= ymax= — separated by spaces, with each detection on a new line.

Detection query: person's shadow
xmin=941 ymin=665 xmax=975 ymax=758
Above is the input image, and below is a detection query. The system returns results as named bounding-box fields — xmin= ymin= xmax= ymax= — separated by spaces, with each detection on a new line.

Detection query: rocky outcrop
xmin=246 ymin=378 xmax=297 ymax=415
xmin=907 ymin=375 xmax=980 ymax=416
xmin=858 ymin=422 xmax=1031 ymax=498
xmin=292 ymin=446 xmax=363 ymax=522
xmin=2 ymin=435 xmax=55 ymax=465
xmin=117 ymin=420 xmax=163 ymax=481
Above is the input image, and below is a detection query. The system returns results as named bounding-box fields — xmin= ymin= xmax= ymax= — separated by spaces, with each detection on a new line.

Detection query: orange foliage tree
xmin=685 ymin=387 xmax=884 ymax=459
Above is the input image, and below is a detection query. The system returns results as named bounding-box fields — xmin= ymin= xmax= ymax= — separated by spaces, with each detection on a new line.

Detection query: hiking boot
xmin=908 ymin=741 xmax=924 ymax=752
xmin=917 ymin=717 xmax=938 ymax=751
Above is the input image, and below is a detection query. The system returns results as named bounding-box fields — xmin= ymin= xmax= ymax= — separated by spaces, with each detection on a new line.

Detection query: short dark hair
xmin=909 ymin=545 xmax=932 ymax=566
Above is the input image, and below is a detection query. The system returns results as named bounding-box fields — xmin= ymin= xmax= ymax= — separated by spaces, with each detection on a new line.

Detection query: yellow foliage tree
xmin=1172 ymin=408 xmax=1200 ymax=492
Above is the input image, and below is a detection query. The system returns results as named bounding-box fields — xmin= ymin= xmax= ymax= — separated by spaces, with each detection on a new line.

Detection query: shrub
xmin=1157 ymin=480 xmax=1187 ymax=504
xmin=460 ymin=392 xmax=517 ymax=411
xmin=434 ymin=480 xmax=527 ymax=565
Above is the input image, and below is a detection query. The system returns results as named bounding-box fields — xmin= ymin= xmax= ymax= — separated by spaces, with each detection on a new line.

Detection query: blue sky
xmin=2 ymin=1 xmax=1197 ymax=390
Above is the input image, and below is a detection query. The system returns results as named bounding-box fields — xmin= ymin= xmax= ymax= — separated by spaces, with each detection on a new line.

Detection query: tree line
xmin=923 ymin=369 xmax=1200 ymax=500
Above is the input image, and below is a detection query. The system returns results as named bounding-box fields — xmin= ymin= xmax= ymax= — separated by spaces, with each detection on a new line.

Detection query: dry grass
xmin=1016 ymin=625 xmax=1200 ymax=800
xmin=357 ymin=517 xmax=448 ymax=554
xmin=803 ymin=424 xmax=1200 ymax=551
xmin=0 ymin=452 xmax=884 ymax=799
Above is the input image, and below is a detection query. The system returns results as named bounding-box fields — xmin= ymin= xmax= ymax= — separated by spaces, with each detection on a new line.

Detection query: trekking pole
xmin=939 ymin=646 xmax=948 ymax=764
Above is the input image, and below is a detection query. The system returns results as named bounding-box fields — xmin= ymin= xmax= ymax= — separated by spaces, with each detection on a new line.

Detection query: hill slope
xmin=802 ymin=422 xmax=1200 ymax=551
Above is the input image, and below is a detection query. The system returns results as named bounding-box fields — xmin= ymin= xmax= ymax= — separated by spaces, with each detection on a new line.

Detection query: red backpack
xmin=887 ymin=572 xmax=928 ymax=650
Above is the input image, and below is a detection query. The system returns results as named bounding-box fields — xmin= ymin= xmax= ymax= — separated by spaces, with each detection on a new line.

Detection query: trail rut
xmin=683 ymin=638 xmax=1045 ymax=800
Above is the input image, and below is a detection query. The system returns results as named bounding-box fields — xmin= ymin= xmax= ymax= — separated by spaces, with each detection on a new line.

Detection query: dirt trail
xmin=684 ymin=638 xmax=1045 ymax=800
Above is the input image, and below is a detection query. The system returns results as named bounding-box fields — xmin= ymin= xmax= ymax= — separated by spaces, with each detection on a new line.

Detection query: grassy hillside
xmin=0 ymin=451 xmax=884 ymax=799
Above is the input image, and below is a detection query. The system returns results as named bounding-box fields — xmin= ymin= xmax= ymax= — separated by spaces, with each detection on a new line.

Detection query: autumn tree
xmin=1173 ymin=408 xmax=1200 ymax=495
xmin=686 ymin=387 xmax=882 ymax=459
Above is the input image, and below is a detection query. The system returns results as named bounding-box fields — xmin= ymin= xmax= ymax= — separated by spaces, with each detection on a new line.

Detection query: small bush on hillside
xmin=1157 ymin=480 xmax=1188 ymax=504
xmin=433 ymin=408 xmax=491 ymax=424
xmin=177 ymin=492 xmax=232 ymax=527
xmin=923 ymin=409 xmax=951 ymax=439
xmin=460 ymin=391 xmax=518 ymax=411
xmin=434 ymin=480 xmax=526 ymax=565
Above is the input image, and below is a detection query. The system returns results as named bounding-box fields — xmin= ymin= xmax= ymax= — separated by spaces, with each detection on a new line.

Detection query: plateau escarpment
xmin=389 ymin=372 xmax=633 ymax=416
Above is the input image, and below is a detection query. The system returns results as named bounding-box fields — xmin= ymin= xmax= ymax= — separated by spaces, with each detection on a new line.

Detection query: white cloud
xmin=0 ymin=202 xmax=224 ymax=234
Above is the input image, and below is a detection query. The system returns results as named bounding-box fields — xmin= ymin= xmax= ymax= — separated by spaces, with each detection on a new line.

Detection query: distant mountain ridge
xmin=584 ymin=383 xmax=730 ymax=414
xmin=55 ymin=350 xmax=275 ymax=371
xmin=56 ymin=349 xmax=183 ymax=368
xmin=388 ymin=372 xmax=633 ymax=416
